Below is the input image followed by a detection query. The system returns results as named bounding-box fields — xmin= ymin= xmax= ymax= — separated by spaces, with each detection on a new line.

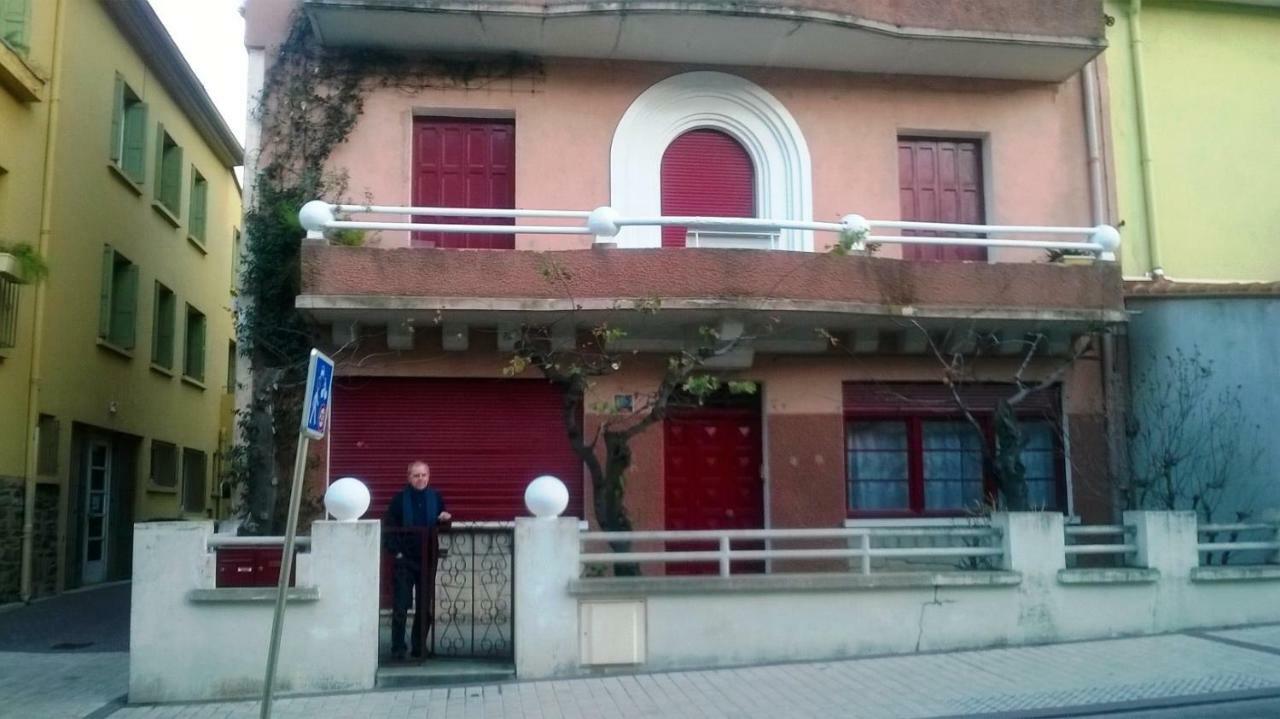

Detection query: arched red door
xmin=660 ymin=129 xmax=755 ymax=248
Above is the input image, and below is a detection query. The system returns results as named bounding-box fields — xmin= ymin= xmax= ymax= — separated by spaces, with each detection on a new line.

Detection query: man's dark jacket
xmin=383 ymin=485 xmax=447 ymax=562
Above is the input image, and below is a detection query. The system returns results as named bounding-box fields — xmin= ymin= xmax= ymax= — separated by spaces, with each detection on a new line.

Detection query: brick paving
xmin=92 ymin=630 xmax=1280 ymax=719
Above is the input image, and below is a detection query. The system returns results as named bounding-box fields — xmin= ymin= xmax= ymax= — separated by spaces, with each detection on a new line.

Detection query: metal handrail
xmin=207 ymin=536 xmax=312 ymax=548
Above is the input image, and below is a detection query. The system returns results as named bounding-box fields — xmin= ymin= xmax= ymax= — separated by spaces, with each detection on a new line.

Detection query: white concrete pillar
xmin=306 ymin=520 xmax=380 ymax=690
xmin=992 ymin=512 xmax=1065 ymax=644
xmin=992 ymin=512 xmax=1065 ymax=575
xmin=129 ymin=521 xmax=214 ymax=703
xmin=514 ymin=517 xmax=580 ymax=679
xmin=1124 ymin=511 xmax=1198 ymax=575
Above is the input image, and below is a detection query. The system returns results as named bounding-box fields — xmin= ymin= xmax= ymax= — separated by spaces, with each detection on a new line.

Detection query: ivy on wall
xmin=229 ymin=13 xmax=543 ymax=532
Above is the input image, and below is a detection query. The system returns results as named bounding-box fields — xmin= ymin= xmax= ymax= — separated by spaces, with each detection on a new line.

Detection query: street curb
xmin=928 ymin=685 xmax=1280 ymax=718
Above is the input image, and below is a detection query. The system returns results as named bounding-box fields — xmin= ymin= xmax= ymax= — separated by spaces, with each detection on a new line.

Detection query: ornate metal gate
xmin=431 ymin=524 xmax=514 ymax=659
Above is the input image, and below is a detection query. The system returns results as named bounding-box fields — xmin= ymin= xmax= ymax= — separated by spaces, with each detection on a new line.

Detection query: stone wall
xmin=32 ymin=484 xmax=58 ymax=597
xmin=0 ymin=476 xmax=22 ymax=603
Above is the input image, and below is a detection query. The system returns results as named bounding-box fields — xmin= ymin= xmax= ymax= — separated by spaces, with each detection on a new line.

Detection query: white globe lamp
xmin=325 ymin=476 xmax=371 ymax=521
xmin=524 ymin=475 xmax=569 ymax=519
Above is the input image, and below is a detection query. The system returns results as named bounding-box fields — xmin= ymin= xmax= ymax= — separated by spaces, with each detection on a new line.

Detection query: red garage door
xmin=329 ymin=377 xmax=582 ymax=521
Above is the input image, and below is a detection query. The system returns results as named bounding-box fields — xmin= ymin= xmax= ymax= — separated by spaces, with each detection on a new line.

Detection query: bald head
xmin=407 ymin=461 xmax=430 ymax=490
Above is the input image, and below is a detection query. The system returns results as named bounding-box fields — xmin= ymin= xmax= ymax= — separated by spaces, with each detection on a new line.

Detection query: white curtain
xmin=922 ymin=422 xmax=984 ymax=510
xmin=847 ymin=422 xmax=908 ymax=510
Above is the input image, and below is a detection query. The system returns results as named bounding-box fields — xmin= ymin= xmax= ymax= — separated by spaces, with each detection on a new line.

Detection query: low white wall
xmin=515 ymin=512 xmax=1280 ymax=679
xmin=129 ymin=520 xmax=380 ymax=703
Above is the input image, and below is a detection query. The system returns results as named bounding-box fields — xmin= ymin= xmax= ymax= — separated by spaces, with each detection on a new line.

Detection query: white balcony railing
xmin=298 ymin=201 xmax=1121 ymax=261
xmin=578 ymin=526 xmax=1004 ymax=577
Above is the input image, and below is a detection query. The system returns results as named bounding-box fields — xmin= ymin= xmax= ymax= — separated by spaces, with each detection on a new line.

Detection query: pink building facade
xmin=245 ymin=1 xmax=1123 ymax=535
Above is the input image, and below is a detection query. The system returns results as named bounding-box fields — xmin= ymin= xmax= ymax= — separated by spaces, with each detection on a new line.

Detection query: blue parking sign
xmin=302 ymin=349 xmax=335 ymax=439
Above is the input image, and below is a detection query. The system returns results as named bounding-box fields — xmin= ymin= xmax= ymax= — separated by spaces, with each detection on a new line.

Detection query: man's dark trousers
xmin=391 ymin=554 xmax=431 ymax=657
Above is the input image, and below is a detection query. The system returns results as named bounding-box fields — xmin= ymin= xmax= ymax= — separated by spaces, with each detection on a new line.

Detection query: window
xmin=151 ymin=282 xmax=175 ymax=369
xmin=36 ymin=413 xmax=58 ymax=475
xmin=183 ymin=304 xmax=206 ymax=382
xmin=188 ymin=167 xmax=207 ymax=247
xmin=98 ymin=246 xmax=138 ymax=350
xmin=411 ymin=117 xmax=514 ymax=249
xmin=844 ymin=383 xmax=1064 ymax=516
xmin=0 ymin=276 xmax=17 ymax=349
xmin=897 ymin=137 xmax=986 ymax=261
xmin=1 ymin=0 xmax=29 ymax=56
xmin=109 ymin=75 xmax=148 ymax=185
xmin=181 ymin=447 xmax=206 ymax=512
xmin=226 ymin=341 xmax=237 ymax=394
xmin=660 ymin=129 xmax=757 ymax=248
xmin=153 ymin=124 xmax=183 ymax=219
xmin=150 ymin=440 xmax=178 ymax=491
xmin=230 ymin=227 xmax=241 ymax=292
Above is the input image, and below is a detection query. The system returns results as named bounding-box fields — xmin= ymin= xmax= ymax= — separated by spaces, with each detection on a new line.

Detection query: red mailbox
xmin=215 ymin=547 xmax=296 ymax=588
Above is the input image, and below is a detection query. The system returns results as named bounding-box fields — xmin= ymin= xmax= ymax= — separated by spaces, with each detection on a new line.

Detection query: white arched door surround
xmin=610 ymin=71 xmax=814 ymax=250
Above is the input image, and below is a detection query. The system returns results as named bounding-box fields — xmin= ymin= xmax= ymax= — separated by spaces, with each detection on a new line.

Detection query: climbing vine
xmin=228 ymin=13 xmax=543 ymax=532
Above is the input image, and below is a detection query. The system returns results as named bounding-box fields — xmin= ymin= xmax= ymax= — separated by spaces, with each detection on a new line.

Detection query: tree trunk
xmin=993 ymin=400 xmax=1029 ymax=511
xmin=242 ymin=366 xmax=281 ymax=534
xmin=599 ymin=433 xmax=638 ymax=576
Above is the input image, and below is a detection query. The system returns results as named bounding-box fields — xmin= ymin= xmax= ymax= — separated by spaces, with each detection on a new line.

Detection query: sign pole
xmin=261 ymin=349 xmax=333 ymax=719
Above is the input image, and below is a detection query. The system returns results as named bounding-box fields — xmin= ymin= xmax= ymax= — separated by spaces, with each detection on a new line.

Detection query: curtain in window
xmin=922 ymin=421 xmax=985 ymax=510
xmin=847 ymin=421 xmax=909 ymax=510
xmin=1020 ymin=421 xmax=1058 ymax=510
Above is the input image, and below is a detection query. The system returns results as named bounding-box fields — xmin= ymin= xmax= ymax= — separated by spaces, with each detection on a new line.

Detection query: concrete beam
xmin=497 ymin=323 xmax=521 ymax=353
xmin=386 ymin=322 xmax=414 ymax=351
xmin=852 ymin=328 xmax=880 ymax=354
xmin=442 ymin=323 xmax=469 ymax=352
xmin=331 ymin=320 xmax=359 ymax=348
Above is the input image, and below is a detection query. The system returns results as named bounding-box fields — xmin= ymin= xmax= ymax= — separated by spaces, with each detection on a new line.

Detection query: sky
xmin=147 ymin=0 xmax=248 ymax=148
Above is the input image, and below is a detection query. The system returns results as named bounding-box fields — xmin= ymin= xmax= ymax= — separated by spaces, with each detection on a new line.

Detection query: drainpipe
xmin=20 ymin=0 xmax=68 ymax=602
xmin=1082 ymin=57 xmax=1130 ymax=521
xmin=1128 ymin=0 xmax=1163 ymax=277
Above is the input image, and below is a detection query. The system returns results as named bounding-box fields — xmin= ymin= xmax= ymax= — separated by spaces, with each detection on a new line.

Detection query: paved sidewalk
xmin=97 ymin=627 xmax=1280 ymax=719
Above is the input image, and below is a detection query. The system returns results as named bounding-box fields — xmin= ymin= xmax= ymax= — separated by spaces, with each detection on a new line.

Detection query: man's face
xmin=408 ymin=463 xmax=430 ymax=490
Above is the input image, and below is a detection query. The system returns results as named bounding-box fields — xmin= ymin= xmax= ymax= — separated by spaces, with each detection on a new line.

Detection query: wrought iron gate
xmin=431 ymin=524 xmax=514 ymax=659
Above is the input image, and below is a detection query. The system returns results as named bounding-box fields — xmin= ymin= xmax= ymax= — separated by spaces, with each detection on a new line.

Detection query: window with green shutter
xmin=151 ymin=282 xmax=175 ymax=369
xmin=110 ymin=74 xmax=147 ymax=185
xmin=183 ymin=303 xmax=206 ymax=383
xmin=1 ymin=0 xmax=30 ymax=56
xmin=98 ymin=246 xmax=138 ymax=351
xmin=153 ymin=124 xmax=183 ymax=219
xmin=181 ymin=447 xmax=207 ymax=512
xmin=230 ymin=227 xmax=241 ymax=293
xmin=188 ymin=167 xmax=208 ymax=247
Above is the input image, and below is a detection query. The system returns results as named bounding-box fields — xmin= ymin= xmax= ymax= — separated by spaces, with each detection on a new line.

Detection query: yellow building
xmin=1105 ymin=0 xmax=1280 ymax=520
xmin=1106 ymin=0 xmax=1280 ymax=282
xmin=0 ymin=0 xmax=242 ymax=602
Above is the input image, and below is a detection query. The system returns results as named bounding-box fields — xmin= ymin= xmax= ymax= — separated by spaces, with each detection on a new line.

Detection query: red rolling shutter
xmin=842 ymin=383 xmax=1059 ymax=416
xmin=411 ymin=117 xmax=515 ymax=249
xmin=898 ymin=138 xmax=986 ymax=261
xmin=329 ymin=377 xmax=583 ymax=521
xmin=660 ymin=129 xmax=755 ymax=248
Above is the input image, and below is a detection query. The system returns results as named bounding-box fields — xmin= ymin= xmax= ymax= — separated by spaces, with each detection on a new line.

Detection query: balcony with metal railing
xmin=296 ymin=201 xmax=1126 ymax=355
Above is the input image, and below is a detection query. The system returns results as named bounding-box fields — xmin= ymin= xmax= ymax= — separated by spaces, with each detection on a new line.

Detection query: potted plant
xmin=1046 ymin=247 xmax=1096 ymax=266
xmin=0 ymin=242 xmax=50 ymax=284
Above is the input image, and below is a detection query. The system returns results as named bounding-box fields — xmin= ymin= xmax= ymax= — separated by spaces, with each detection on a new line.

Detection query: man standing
xmin=384 ymin=460 xmax=451 ymax=661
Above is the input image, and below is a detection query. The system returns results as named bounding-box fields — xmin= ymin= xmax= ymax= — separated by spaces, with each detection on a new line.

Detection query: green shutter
xmin=124 ymin=102 xmax=147 ymax=182
xmin=151 ymin=285 xmax=174 ymax=368
xmin=153 ymin=123 xmax=165 ymax=202
xmin=160 ymin=292 xmax=173 ymax=367
xmin=193 ymin=315 xmax=205 ymax=380
xmin=230 ymin=229 xmax=241 ymax=291
xmin=109 ymin=75 xmax=124 ymax=165
xmin=1 ymin=0 xmax=29 ymax=54
xmin=98 ymin=247 xmax=113 ymax=338
xmin=170 ymin=146 xmax=184 ymax=214
xmin=189 ymin=172 xmax=206 ymax=241
xmin=112 ymin=263 xmax=138 ymax=349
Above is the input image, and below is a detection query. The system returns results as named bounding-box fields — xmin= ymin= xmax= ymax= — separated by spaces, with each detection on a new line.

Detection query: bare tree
xmin=1125 ymin=347 xmax=1262 ymax=524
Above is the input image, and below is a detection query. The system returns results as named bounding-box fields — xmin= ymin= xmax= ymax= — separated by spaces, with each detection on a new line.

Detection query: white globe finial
xmin=325 ymin=477 xmax=371 ymax=521
xmin=1091 ymin=225 xmax=1121 ymax=254
xmin=525 ymin=475 xmax=569 ymax=519
xmin=299 ymin=201 xmax=335 ymax=239
xmin=587 ymin=206 xmax=621 ymax=238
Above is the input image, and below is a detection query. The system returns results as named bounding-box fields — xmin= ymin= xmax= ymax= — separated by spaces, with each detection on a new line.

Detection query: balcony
xmin=300 ymin=0 xmax=1105 ymax=82
xmin=295 ymin=202 xmax=1125 ymax=358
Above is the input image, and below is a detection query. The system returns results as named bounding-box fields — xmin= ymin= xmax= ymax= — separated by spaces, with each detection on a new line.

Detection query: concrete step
xmin=376 ymin=659 xmax=515 ymax=689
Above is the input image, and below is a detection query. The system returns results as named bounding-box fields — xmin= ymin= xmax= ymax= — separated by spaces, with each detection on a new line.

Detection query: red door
xmin=660 ymin=129 xmax=755 ymax=248
xmin=898 ymin=138 xmax=986 ymax=261
xmin=411 ymin=117 xmax=515 ymax=249
xmin=664 ymin=406 xmax=763 ymax=574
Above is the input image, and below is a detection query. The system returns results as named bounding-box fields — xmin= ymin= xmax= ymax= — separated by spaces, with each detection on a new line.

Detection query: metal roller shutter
xmin=843 ymin=382 xmax=1059 ymax=416
xmin=330 ymin=377 xmax=583 ymax=521
xmin=660 ymin=129 xmax=755 ymax=248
